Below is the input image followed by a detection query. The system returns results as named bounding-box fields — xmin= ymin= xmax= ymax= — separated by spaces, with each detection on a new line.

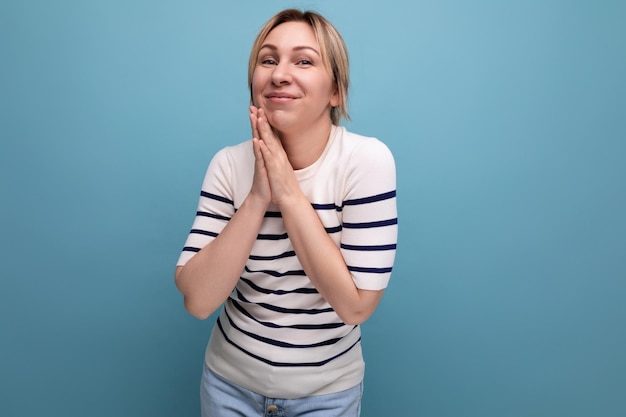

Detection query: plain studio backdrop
xmin=1 ymin=1 xmax=624 ymax=416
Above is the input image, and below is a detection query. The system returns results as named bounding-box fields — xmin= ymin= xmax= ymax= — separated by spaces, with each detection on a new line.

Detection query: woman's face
xmin=252 ymin=21 xmax=339 ymax=135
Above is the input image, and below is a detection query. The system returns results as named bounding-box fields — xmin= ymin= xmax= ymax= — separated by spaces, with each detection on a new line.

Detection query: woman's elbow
xmin=336 ymin=289 xmax=384 ymax=325
xmin=183 ymin=296 xmax=214 ymax=320
xmin=337 ymin=308 xmax=374 ymax=326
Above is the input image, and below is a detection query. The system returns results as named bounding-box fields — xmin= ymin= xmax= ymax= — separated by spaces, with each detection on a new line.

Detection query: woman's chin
xmin=265 ymin=113 xmax=297 ymax=135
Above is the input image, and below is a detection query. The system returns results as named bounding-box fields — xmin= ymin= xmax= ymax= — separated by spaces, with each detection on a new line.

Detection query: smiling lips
xmin=266 ymin=92 xmax=298 ymax=103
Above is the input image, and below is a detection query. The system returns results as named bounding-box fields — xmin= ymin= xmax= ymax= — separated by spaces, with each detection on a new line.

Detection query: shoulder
xmin=336 ymin=127 xmax=395 ymax=168
xmin=208 ymin=139 xmax=253 ymax=171
xmin=202 ymin=139 xmax=254 ymax=186
xmin=213 ymin=139 xmax=253 ymax=163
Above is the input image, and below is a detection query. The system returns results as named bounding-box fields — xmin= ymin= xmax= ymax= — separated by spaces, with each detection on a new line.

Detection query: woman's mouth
xmin=266 ymin=92 xmax=298 ymax=103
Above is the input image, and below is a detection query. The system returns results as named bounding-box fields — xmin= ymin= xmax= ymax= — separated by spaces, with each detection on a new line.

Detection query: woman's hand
xmin=248 ymin=107 xmax=272 ymax=207
xmin=249 ymin=106 xmax=302 ymax=207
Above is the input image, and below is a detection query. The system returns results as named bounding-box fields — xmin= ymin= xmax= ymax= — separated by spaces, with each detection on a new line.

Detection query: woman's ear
xmin=330 ymin=85 xmax=340 ymax=108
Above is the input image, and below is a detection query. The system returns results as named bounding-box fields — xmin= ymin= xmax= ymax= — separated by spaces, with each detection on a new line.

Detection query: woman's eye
xmin=297 ymin=59 xmax=313 ymax=65
xmin=261 ymin=58 xmax=277 ymax=65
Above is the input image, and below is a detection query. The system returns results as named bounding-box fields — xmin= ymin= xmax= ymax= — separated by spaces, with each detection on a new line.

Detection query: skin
xmin=175 ymin=21 xmax=383 ymax=325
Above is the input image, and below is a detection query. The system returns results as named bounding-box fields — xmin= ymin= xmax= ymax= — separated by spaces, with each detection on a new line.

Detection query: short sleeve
xmin=177 ymin=148 xmax=236 ymax=266
xmin=340 ymin=138 xmax=398 ymax=290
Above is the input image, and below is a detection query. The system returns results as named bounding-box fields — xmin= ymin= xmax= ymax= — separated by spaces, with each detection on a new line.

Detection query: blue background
xmin=1 ymin=1 xmax=624 ymax=416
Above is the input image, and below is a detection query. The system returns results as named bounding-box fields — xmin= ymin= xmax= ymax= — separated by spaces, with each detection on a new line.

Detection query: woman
xmin=175 ymin=9 xmax=397 ymax=416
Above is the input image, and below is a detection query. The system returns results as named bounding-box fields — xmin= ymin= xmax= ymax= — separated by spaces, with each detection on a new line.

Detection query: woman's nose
xmin=271 ymin=62 xmax=292 ymax=85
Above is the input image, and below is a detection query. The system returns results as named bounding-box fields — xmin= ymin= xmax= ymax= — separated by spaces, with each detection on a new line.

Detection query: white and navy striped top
xmin=177 ymin=125 xmax=397 ymax=398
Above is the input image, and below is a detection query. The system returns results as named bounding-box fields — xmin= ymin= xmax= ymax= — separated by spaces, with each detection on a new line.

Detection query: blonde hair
xmin=248 ymin=9 xmax=350 ymax=125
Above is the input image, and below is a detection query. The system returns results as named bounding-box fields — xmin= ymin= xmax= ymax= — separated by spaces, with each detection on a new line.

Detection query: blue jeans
xmin=200 ymin=363 xmax=362 ymax=417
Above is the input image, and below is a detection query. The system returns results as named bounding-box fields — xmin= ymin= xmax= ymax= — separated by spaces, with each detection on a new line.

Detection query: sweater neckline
xmin=294 ymin=125 xmax=341 ymax=182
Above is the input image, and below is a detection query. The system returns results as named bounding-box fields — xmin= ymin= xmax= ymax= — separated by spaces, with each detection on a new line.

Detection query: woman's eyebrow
xmin=259 ymin=44 xmax=320 ymax=56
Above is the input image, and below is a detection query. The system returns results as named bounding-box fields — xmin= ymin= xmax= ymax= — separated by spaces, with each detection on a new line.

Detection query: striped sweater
xmin=177 ymin=125 xmax=397 ymax=398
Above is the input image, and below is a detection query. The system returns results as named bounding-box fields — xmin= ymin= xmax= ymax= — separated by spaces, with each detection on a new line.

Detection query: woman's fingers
xmin=250 ymin=107 xmax=277 ymax=152
xmin=253 ymin=110 xmax=302 ymax=205
xmin=249 ymin=106 xmax=260 ymax=140
xmin=252 ymin=137 xmax=263 ymax=161
xmin=250 ymin=138 xmax=271 ymax=203
xmin=256 ymin=108 xmax=279 ymax=148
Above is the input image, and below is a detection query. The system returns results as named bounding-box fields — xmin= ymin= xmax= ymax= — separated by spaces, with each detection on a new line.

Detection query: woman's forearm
xmin=278 ymin=193 xmax=384 ymax=325
xmin=175 ymin=194 xmax=268 ymax=319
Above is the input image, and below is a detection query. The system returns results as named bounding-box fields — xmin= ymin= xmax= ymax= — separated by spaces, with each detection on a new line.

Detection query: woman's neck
xmin=276 ymin=120 xmax=334 ymax=170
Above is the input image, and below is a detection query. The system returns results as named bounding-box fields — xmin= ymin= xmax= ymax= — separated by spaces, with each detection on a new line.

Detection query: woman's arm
xmin=254 ymin=110 xmax=395 ymax=325
xmin=175 ymin=192 xmax=267 ymax=319
xmin=279 ymin=194 xmax=385 ymax=325
xmin=175 ymin=133 xmax=272 ymax=319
